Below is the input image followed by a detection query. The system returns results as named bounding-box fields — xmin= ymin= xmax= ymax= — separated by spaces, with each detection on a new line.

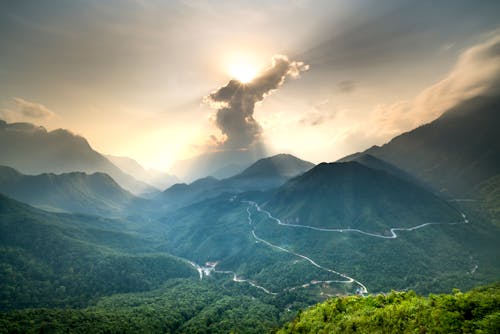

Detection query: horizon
xmin=1 ymin=1 xmax=499 ymax=171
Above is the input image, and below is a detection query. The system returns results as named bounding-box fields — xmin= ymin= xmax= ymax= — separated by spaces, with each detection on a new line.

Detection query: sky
xmin=1 ymin=0 xmax=499 ymax=171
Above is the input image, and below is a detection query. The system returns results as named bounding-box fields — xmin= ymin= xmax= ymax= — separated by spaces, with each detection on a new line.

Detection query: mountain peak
xmin=267 ymin=160 xmax=461 ymax=232
xmin=235 ymin=153 xmax=315 ymax=179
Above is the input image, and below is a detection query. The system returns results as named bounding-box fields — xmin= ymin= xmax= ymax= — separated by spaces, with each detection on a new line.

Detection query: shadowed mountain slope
xmin=0 ymin=120 xmax=156 ymax=195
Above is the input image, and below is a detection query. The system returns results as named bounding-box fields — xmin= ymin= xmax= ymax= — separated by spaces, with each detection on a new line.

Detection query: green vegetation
xmin=252 ymin=200 xmax=500 ymax=294
xmin=155 ymin=191 xmax=499 ymax=296
xmin=0 ymin=279 xmax=283 ymax=334
xmin=0 ymin=194 xmax=196 ymax=310
xmin=2 ymin=281 xmax=498 ymax=333
xmin=478 ymin=174 xmax=500 ymax=227
xmin=277 ymin=283 xmax=500 ymax=334
xmin=267 ymin=162 xmax=461 ymax=232
xmin=1 ymin=111 xmax=499 ymax=332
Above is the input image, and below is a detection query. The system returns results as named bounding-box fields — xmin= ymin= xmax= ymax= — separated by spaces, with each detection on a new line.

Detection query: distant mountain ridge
xmin=0 ymin=165 xmax=139 ymax=216
xmin=157 ymin=154 xmax=315 ymax=211
xmin=235 ymin=153 xmax=314 ymax=179
xmin=106 ymin=154 xmax=179 ymax=190
xmin=0 ymin=120 xmax=156 ymax=195
xmin=169 ymin=145 xmax=266 ymax=182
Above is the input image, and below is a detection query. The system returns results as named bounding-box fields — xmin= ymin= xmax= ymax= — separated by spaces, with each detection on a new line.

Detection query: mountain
xmin=209 ymin=162 xmax=246 ymax=179
xmin=235 ymin=153 xmax=314 ymax=179
xmin=158 ymin=154 xmax=314 ymax=211
xmin=169 ymin=145 xmax=266 ymax=182
xmin=341 ymin=96 xmax=500 ymax=196
xmin=106 ymin=154 xmax=179 ymax=190
xmin=0 ymin=120 xmax=156 ymax=195
xmin=264 ymin=161 xmax=460 ymax=232
xmin=157 ymin=160 xmax=500 ymax=296
xmin=0 ymin=193 xmax=196 ymax=310
xmin=222 ymin=153 xmax=315 ymax=192
xmin=0 ymin=165 xmax=139 ymax=216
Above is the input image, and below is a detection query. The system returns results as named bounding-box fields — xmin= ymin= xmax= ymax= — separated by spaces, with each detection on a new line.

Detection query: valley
xmin=2 ymin=3 xmax=499 ymax=332
xmin=1 ymin=109 xmax=498 ymax=332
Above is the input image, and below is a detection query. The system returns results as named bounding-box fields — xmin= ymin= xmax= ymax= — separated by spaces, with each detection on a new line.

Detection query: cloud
xmin=204 ymin=55 xmax=309 ymax=150
xmin=5 ymin=97 xmax=55 ymax=119
xmin=410 ymin=32 xmax=500 ymax=119
xmin=300 ymin=99 xmax=337 ymax=127
xmin=1 ymin=97 xmax=55 ymax=122
xmin=344 ymin=31 xmax=500 ymax=148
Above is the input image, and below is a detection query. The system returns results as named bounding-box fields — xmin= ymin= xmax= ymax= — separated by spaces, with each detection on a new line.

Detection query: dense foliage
xmin=276 ymin=283 xmax=500 ymax=334
xmin=0 ymin=279 xmax=282 ymax=334
xmin=0 ymin=194 xmax=196 ymax=310
xmin=2 ymin=281 xmax=499 ymax=333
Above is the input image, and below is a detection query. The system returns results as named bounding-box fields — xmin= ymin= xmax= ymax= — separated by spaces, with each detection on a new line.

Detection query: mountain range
xmin=106 ymin=154 xmax=179 ymax=190
xmin=0 ymin=166 xmax=139 ymax=216
xmin=157 ymin=154 xmax=315 ymax=211
xmin=0 ymin=95 xmax=499 ymax=332
xmin=169 ymin=144 xmax=267 ymax=182
xmin=0 ymin=120 xmax=156 ymax=195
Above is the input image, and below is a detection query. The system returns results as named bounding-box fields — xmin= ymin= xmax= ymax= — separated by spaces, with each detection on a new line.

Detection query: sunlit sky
xmin=1 ymin=0 xmax=499 ymax=171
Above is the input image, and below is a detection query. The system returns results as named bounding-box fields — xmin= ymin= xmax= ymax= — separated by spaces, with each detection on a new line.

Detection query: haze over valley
xmin=1 ymin=1 xmax=499 ymax=333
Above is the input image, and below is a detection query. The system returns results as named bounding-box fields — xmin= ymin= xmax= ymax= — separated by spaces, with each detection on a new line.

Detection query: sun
xmin=229 ymin=63 xmax=257 ymax=83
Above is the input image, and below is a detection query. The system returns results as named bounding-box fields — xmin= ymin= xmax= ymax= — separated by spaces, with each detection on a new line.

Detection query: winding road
xmin=251 ymin=201 xmax=469 ymax=239
xmin=186 ymin=200 xmax=470 ymax=296
xmin=246 ymin=202 xmax=368 ymax=294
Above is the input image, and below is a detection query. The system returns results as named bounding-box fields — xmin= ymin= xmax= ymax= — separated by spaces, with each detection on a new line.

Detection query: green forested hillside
xmin=0 ymin=194 xmax=196 ymax=310
xmin=276 ymin=283 xmax=500 ymax=334
xmin=154 ymin=186 xmax=500 ymax=297
xmin=478 ymin=174 xmax=500 ymax=227
xmin=0 ymin=279 xmax=282 ymax=334
xmin=266 ymin=162 xmax=461 ymax=232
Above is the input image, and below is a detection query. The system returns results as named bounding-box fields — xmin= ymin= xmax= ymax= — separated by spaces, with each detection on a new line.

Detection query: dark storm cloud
xmin=205 ymin=55 xmax=308 ymax=149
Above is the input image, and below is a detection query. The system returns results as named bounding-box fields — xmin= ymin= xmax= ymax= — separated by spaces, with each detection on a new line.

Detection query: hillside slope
xmin=342 ymin=96 xmax=500 ymax=196
xmin=277 ymin=283 xmax=500 ymax=333
xmin=0 ymin=166 xmax=139 ymax=216
xmin=0 ymin=194 xmax=196 ymax=310
xmin=265 ymin=162 xmax=460 ymax=233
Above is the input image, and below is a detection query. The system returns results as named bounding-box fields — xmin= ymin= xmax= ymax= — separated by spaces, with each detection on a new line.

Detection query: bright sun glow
xmin=229 ymin=63 xmax=258 ymax=83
